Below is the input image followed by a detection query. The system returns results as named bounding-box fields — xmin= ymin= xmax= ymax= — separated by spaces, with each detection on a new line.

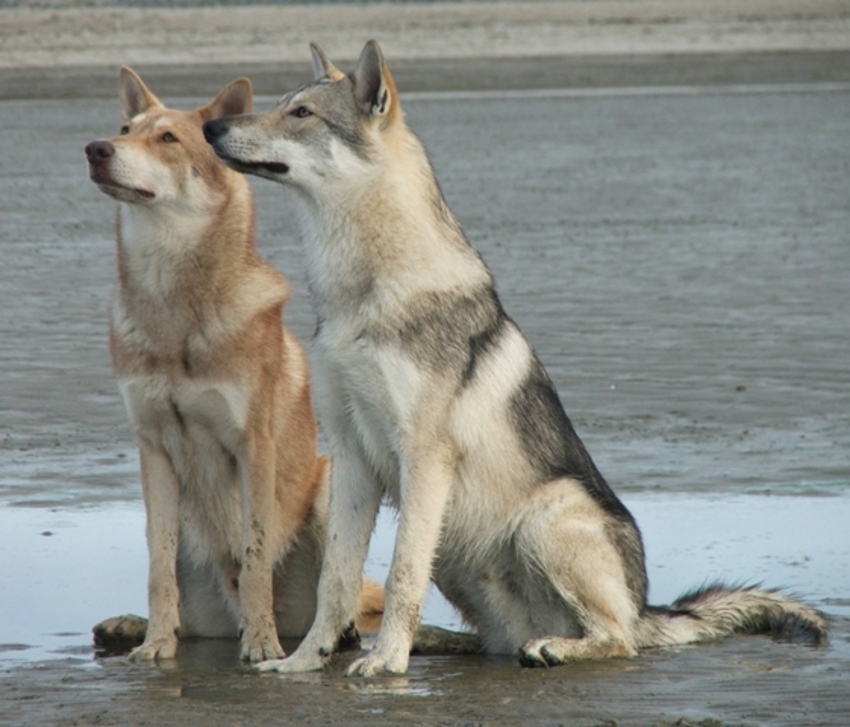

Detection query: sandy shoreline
xmin=1 ymin=0 xmax=850 ymax=99
xmin=2 ymin=0 xmax=849 ymax=69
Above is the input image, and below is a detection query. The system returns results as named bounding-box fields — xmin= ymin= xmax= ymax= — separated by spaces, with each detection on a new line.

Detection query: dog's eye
xmin=292 ymin=106 xmax=312 ymax=119
xmin=162 ymin=132 xmax=178 ymax=143
xmin=120 ymin=125 xmax=130 ymax=135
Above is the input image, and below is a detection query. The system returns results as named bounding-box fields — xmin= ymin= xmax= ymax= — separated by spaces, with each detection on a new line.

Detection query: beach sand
xmin=1 ymin=2 xmax=849 ymax=725
xmin=1 ymin=0 xmax=849 ymax=99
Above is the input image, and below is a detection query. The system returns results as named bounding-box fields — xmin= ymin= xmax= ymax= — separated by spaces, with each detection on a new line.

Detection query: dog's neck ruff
xmin=296 ymin=174 xmax=490 ymax=328
xmin=117 ymin=182 xmax=246 ymax=301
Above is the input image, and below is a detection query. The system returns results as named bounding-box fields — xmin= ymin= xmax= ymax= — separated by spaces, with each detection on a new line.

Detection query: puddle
xmin=2 ymin=488 xmax=848 ymax=669
xmin=0 ymin=503 xmax=463 ymax=668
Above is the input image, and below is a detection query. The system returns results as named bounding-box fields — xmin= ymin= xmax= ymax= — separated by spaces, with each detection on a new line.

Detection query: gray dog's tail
xmin=635 ymin=583 xmax=827 ymax=649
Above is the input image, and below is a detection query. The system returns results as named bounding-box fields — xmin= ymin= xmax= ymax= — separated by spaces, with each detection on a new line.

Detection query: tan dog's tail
xmin=635 ymin=583 xmax=827 ymax=649
xmin=356 ymin=578 xmax=385 ymax=634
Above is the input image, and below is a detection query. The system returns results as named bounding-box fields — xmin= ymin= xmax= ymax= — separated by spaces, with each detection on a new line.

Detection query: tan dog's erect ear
xmin=352 ymin=40 xmax=399 ymax=125
xmin=310 ymin=43 xmax=345 ymax=82
xmin=198 ymin=77 xmax=253 ymax=122
xmin=119 ymin=66 xmax=163 ymax=121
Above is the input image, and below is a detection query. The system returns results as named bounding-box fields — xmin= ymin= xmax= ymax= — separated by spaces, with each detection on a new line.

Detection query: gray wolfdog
xmin=203 ymin=41 xmax=826 ymax=675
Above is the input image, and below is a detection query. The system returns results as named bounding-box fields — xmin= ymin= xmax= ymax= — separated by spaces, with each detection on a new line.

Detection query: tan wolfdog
xmin=85 ymin=68 xmax=382 ymax=663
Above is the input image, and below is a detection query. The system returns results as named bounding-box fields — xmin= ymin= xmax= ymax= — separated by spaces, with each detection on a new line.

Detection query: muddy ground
xmin=1 ymin=4 xmax=850 ymax=726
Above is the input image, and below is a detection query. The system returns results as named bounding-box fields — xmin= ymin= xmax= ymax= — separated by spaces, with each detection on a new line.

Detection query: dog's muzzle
xmin=85 ymin=140 xmax=115 ymax=165
xmin=84 ymin=139 xmax=154 ymax=199
xmin=203 ymin=119 xmax=290 ymax=176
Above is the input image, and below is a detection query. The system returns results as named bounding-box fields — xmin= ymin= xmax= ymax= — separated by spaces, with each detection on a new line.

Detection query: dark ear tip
xmin=367 ymin=40 xmax=383 ymax=60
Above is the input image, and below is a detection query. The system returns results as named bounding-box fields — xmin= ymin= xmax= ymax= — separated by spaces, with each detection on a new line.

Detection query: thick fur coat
xmin=86 ymin=68 xmax=382 ymax=662
xmin=204 ymin=42 xmax=826 ymax=674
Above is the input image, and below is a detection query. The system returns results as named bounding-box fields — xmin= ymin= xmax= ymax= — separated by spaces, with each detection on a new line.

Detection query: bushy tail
xmin=635 ymin=583 xmax=827 ymax=649
xmin=355 ymin=577 xmax=385 ymax=635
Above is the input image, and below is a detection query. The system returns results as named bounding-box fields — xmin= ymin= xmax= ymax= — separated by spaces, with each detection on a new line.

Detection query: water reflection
xmin=2 ymin=490 xmax=848 ymax=669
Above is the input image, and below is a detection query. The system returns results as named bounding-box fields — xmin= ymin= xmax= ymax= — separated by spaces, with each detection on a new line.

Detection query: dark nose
xmin=203 ymin=118 xmax=228 ymax=144
xmin=85 ymin=140 xmax=115 ymax=164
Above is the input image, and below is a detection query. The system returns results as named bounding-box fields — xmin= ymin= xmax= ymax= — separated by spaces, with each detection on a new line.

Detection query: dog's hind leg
xmin=508 ymin=480 xmax=642 ymax=666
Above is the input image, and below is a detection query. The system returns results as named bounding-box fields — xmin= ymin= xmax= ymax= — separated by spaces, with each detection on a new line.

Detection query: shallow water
xmin=1 ymin=83 xmax=849 ymax=724
xmin=3 ymin=490 xmax=849 ymax=668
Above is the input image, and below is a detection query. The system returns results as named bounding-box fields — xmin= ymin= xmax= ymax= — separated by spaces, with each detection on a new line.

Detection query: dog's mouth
xmin=216 ymin=152 xmax=290 ymax=178
xmin=89 ymin=167 xmax=155 ymax=200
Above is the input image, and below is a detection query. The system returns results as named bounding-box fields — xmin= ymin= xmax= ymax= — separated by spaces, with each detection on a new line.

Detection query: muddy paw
xmin=93 ymin=614 xmax=148 ymax=651
xmin=254 ymin=648 xmax=327 ymax=673
xmin=129 ymin=635 xmax=178 ymax=662
xmin=518 ymin=638 xmax=561 ymax=668
xmin=344 ymin=648 xmax=408 ymax=677
xmin=338 ymin=621 xmax=362 ymax=650
xmin=240 ymin=629 xmax=285 ymax=663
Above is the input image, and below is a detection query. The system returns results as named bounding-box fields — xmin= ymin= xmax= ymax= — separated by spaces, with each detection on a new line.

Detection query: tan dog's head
xmin=203 ymin=40 xmax=402 ymax=197
xmin=86 ymin=67 xmax=253 ymax=210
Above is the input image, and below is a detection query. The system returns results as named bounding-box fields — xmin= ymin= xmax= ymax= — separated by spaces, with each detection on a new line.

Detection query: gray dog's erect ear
xmin=118 ymin=66 xmax=163 ymax=121
xmin=352 ymin=40 xmax=399 ymax=124
xmin=310 ymin=43 xmax=345 ymax=82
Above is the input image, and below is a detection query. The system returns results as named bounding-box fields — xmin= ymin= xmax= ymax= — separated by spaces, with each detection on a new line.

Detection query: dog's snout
xmin=86 ymin=140 xmax=115 ymax=164
xmin=203 ymin=119 xmax=228 ymax=144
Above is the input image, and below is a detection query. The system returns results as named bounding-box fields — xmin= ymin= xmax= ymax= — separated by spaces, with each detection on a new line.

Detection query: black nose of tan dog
xmin=85 ymin=140 xmax=115 ymax=164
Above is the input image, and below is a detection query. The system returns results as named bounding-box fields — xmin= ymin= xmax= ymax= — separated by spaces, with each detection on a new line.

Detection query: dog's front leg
xmin=237 ymin=431 xmax=285 ymax=662
xmin=256 ymin=444 xmax=380 ymax=673
xmin=130 ymin=439 xmax=181 ymax=662
xmin=346 ymin=442 xmax=455 ymax=677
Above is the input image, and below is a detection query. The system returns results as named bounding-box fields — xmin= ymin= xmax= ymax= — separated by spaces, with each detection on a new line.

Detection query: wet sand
xmin=2 ymin=0 xmax=850 ymax=101
xmin=2 ymin=2 xmax=850 ymax=725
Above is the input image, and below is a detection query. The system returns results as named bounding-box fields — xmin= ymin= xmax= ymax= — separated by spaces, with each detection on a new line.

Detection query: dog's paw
xmin=240 ymin=629 xmax=285 ymax=663
xmin=519 ymin=636 xmax=588 ymax=668
xmin=520 ymin=635 xmax=635 ymax=666
xmin=344 ymin=648 xmax=409 ymax=677
xmin=128 ymin=635 xmax=178 ymax=662
xmin=519 ymin=639 xmax=562 ymax=669
xmin=254 ymin=649 xmax=327 ymax=674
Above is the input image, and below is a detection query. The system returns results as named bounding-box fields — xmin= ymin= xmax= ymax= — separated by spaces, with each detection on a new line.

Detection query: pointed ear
xmin=119 ymin=66 xmax=163 ymax=121
xmin=352 ymin=40 xmax=399 ymax=124
xmin=310 ymin=42 xmax=345 ymax=82
xmin=197 ymin=78 xmax=253 ymax=122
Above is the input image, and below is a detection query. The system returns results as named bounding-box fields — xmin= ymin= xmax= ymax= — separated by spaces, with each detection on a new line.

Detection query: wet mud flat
xmin=3 ymin=495 xmax=850 ymax=725
xmin=4 ymin=629 xmax=850 ymax=727
xmin=2 ymin=56 xmax=850 ymax=725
